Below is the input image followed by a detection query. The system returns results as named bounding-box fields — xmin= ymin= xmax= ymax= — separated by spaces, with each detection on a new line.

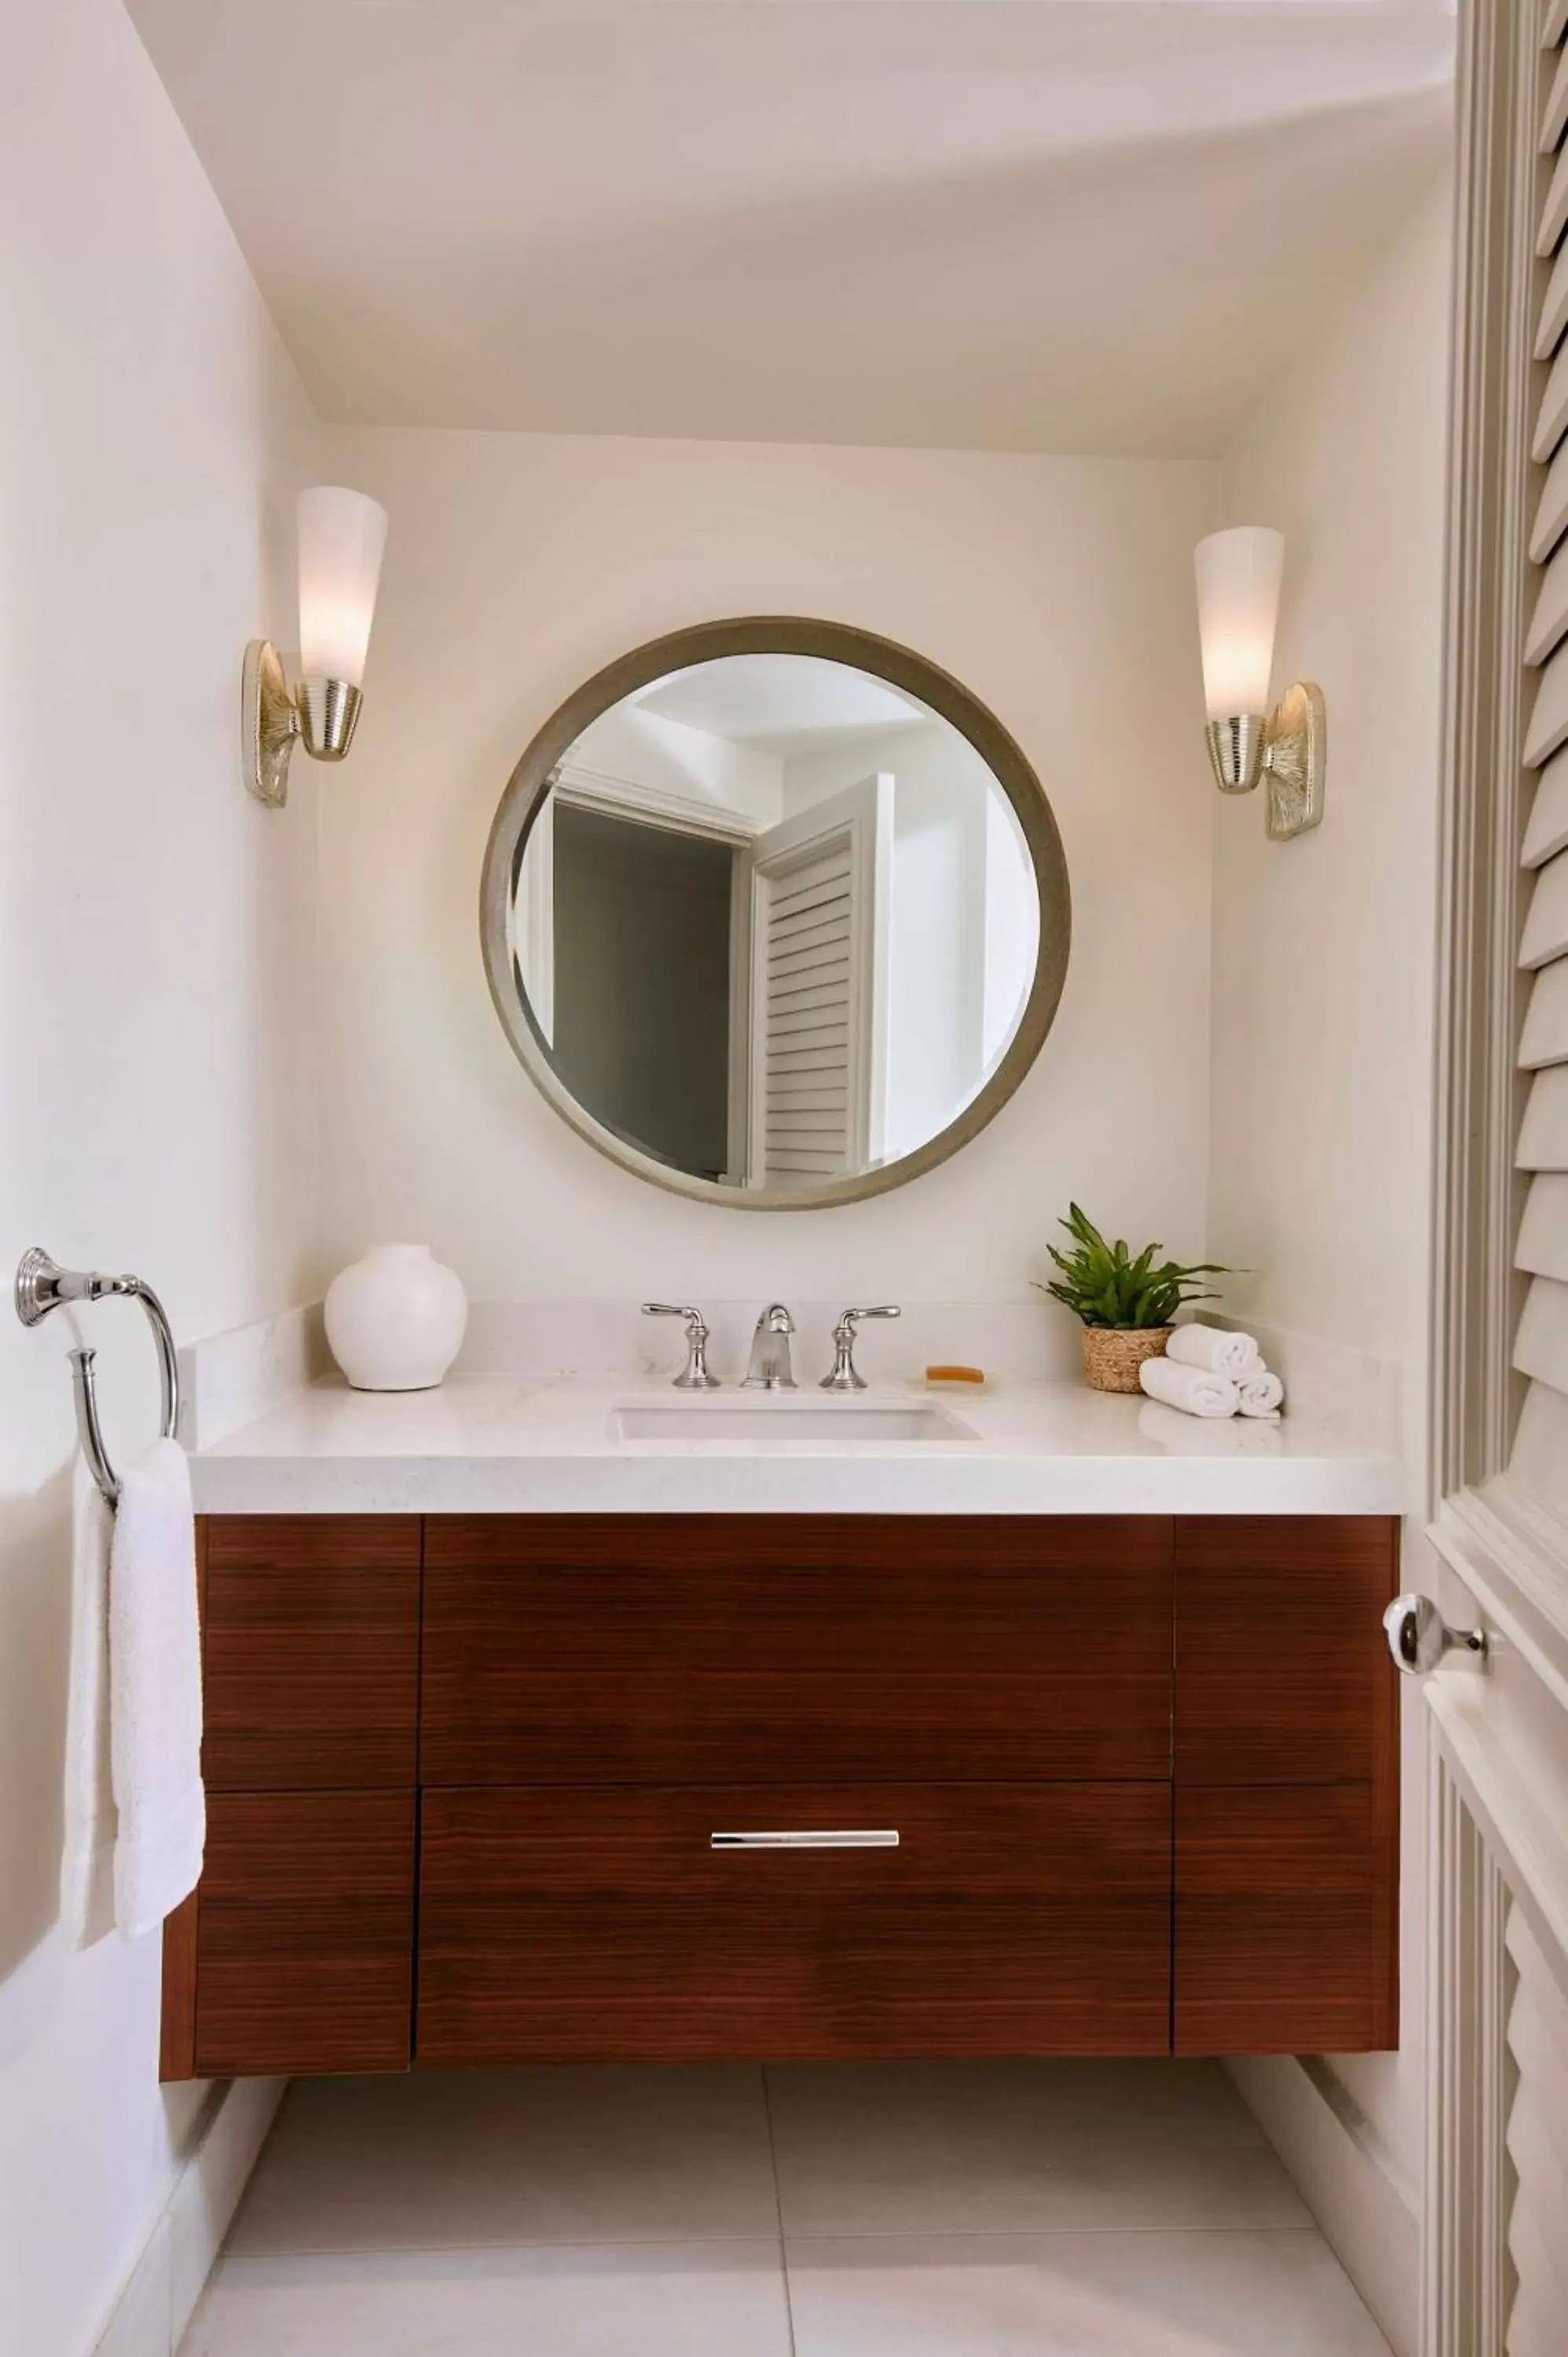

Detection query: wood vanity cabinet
xmin=160 ymin=1511 xmax=1400 ymax=2080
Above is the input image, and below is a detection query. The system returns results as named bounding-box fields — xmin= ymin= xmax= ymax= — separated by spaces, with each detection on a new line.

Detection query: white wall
xmin=316 ymin=425 xmax=1219 ymax=1308
xmin=1207 ymin=176 xmax=1453 ymax=2207
xmin=0 ymin=3 xmax=321 ymax=2350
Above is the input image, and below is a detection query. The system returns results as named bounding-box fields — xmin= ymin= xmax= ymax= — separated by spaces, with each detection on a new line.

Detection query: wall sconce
xmin=1194 ymin=526 xmax=1325 ymax=841
xmin=243 ymin=486 xmax=388 ymax=806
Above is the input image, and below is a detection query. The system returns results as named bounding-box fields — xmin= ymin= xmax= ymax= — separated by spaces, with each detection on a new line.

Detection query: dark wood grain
xmin=418 ymin=1782 xmax=1172 ymax=2064
xmin=203 ymin=1516 xmax=421 ymax=1789
xmin=193 ymin=1791 xmax=415 ymax=2077
xmin=1175 ymin=1516 xmax=1400 ymax=1784
xmin=1174 ymin=1783 xmax=1399 ymax=2054
xmin=422 ymin=1516 xmax=1174 ymax=1786
xmin=159 ymin=1891 xmax=200 ymax=2081
xmin=159 ymin=1520 xmax=207 ymax=2080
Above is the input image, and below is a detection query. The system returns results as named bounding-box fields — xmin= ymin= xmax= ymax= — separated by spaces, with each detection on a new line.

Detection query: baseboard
xmin=1226 ymin=2055 xmax=1419 ymax=2357
xmin=90 ymin=2076 xmax=285 ymax=2357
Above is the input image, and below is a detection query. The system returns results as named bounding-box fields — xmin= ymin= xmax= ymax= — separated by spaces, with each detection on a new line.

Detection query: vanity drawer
xmin=421 ymin=1515 xmax=1174 ymax=1784
xmin=417 ymin=1781 xmax=1172 ymax=2064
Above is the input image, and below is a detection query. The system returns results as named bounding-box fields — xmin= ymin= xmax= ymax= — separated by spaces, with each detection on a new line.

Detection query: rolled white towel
xmin=1138 ymin=1356 xmax=1240 ymax=1419
xmin=1236 ymin=1368 xmax=1284 ymax=1419
xmin=1167 ymin=1324 xmax=1262 ymax=1376
xmin=1137 ymin=1401 xmax=1284 ymax=1457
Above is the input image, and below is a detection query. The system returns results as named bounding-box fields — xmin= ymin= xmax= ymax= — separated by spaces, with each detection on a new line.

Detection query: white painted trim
xmin=555 ymin=757 xmax=762 ymax=845
xmin=511 ymin=790 xmax=555 ymax=1047
xmin=88 ymin=2077 xmax=284 ymax=2357
xmin=1420 ymin=1733 xmax=1511 ymax=2357
xmin=1225 ymin=2055 xmax=1420 ymax=2357
xmin=1427 ymin=1677 xmax=1568 ymax=2011
xmin=1430 ymin=1478 xmax=1568 ymax=1716
xmin=1427 ymin=0 xmax=1539 ymax=1507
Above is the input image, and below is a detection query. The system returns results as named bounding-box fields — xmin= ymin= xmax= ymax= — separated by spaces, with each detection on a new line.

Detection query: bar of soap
xmin=925 ymin=1364 xmax=986 ymax=1385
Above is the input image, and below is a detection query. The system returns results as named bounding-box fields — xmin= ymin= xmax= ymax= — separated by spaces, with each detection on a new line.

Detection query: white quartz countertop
xmin=190 ymin=1372 xmax=1406 ymax=1516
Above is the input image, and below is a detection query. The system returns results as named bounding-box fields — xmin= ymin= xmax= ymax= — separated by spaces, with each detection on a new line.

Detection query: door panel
xmin=745 ymin=774 xmax=891 ymax=1186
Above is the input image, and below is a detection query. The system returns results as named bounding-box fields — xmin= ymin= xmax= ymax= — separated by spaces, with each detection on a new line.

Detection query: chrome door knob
xmin=1383 ymin=1593 xmax=1487 ymax=1676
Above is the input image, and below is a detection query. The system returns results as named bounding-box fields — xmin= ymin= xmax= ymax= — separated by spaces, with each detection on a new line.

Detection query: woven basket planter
xmin=1079 ymin=1325 xmax=1171 ymax=1395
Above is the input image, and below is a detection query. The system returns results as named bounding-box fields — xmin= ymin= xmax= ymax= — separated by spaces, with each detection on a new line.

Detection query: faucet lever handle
xmin=642 ymin=1303 xmax=721 ymax=1391
xmin=822 ymin=1304 xmax=901 ymax=1392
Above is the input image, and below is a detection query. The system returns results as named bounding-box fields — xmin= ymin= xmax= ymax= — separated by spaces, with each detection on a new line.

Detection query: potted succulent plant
xmin=1039 ymin=1204 xmax=1230 ymax=1394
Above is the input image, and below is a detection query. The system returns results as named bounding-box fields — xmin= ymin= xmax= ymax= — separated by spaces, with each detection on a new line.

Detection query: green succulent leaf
xmin=1033 ymin=1207 xmax=1233 ymax=1330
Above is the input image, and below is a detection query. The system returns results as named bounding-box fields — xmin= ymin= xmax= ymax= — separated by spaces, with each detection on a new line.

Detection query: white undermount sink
xmin=611 ymin=1398 xmax=978 ymax=1444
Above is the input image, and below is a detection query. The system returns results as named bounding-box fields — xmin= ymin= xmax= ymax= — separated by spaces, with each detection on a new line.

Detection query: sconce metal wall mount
xmin=1203 ymin=679 xmax=1326 ymax=841
xmin=243 ymin=639 xmax=363 ymax=808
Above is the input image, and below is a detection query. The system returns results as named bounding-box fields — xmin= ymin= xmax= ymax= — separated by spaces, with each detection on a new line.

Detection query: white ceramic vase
xmin=324 ymin=1244 xmax=468 ymax=1391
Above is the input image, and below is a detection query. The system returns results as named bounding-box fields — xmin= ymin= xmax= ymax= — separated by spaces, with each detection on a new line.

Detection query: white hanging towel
xmin=1138 ymin=1357 xmax=1240 ymax=1419
xmin=109 ymin=1438 xmax=205 ymax=1940
xmin=1166 ymin=1324 xmax=1262 ymax=1376
xmin=60 ymin=1459 xmax=117 ymax=1949
xmin=1236 ymin=1369 xmax=1285 ymax=1420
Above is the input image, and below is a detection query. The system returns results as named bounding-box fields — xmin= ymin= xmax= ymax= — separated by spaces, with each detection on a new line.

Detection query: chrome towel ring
xmin=14 ymin=1247 xmax=181 ymax=1506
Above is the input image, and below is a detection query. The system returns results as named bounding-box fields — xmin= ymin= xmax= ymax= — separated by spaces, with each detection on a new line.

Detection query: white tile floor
xmin=182 ymin=2062 xmax=1393 ymax=2355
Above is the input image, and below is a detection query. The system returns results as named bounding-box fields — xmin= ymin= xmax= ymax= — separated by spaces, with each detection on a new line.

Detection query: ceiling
xmin=129 ymin=0 xmax=1456 ymax=458
xmin=636 ymin=655 xmax=928 ymax=753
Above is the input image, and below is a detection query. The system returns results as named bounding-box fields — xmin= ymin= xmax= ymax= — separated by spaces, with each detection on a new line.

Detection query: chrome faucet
xmin=820 ymin=1303 xmax=901 ymax=1391
xmin=642 ymin=1303 xmax=720 ymax=1390
xmin=742 ymin=1303 xmax=797 ymax=1390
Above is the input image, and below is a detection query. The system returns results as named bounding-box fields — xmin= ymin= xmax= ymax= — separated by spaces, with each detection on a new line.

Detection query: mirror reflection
xmin=504 ymin=653 xmax=1045 ymax=1194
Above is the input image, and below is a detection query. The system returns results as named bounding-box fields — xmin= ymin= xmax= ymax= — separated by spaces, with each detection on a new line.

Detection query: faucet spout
xmin=742 ymin=1303 xmax=797 ymax=1391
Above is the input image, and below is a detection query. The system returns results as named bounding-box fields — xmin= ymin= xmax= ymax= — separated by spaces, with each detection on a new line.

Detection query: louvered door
xmin=1518 ymin=1 xmax=1568 ymax=1517
xmin=1420 ymin=9 xmax=1568 ymax=2355
xmin=743 ymin=774 xmax=892 ymax=1189
xmin=1504 ymin=1908 xmax=1568 ymax=2357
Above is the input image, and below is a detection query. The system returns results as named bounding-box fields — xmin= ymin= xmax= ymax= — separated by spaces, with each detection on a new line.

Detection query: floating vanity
xmin=162 ymin=1373 xmax=1402 ymax=2084
xmin=159 ymin=621 xmax=1404 ymax=2084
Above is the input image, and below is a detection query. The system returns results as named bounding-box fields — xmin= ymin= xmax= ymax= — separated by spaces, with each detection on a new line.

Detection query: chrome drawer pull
xmin=710 ymin=1829 xmax=899 ymax=1850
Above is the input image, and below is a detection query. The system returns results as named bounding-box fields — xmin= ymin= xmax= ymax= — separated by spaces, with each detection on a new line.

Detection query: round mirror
xmin=481 ymin=618 xmax=1070 ymax=1208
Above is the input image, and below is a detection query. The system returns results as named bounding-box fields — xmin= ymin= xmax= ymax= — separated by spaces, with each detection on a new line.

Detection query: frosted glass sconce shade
xmin=297 ymin=486 xmax=388 ymax=689
xmin=1194 ymin=526 xmax=1284 ymax=723
xmin=1192 ymin=526 xmax=1325 ymax=839
xmin=242 ymin=485 xmax=389 ymax=807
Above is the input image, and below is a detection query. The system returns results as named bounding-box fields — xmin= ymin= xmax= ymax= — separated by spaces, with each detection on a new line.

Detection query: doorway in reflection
xmin=511 ymin=652 xmax=1042 ymax=1192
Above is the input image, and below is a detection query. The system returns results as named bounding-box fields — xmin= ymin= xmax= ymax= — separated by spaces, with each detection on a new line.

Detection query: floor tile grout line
xmin=229 ymin=2231 xmax=819 ymax=2259
xmin=228 ymin=2220 xmax=1322 ymax=2260
xmin=760 ymin=2068 xmax=799 ymax=2357
xmin=779 ymin=2221 xmax=1325 ymax=2246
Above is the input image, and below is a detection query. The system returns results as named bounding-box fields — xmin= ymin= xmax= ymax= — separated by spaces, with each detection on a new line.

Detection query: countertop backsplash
xmin=181 ymin=1298 xmax=1402 ymax=1461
